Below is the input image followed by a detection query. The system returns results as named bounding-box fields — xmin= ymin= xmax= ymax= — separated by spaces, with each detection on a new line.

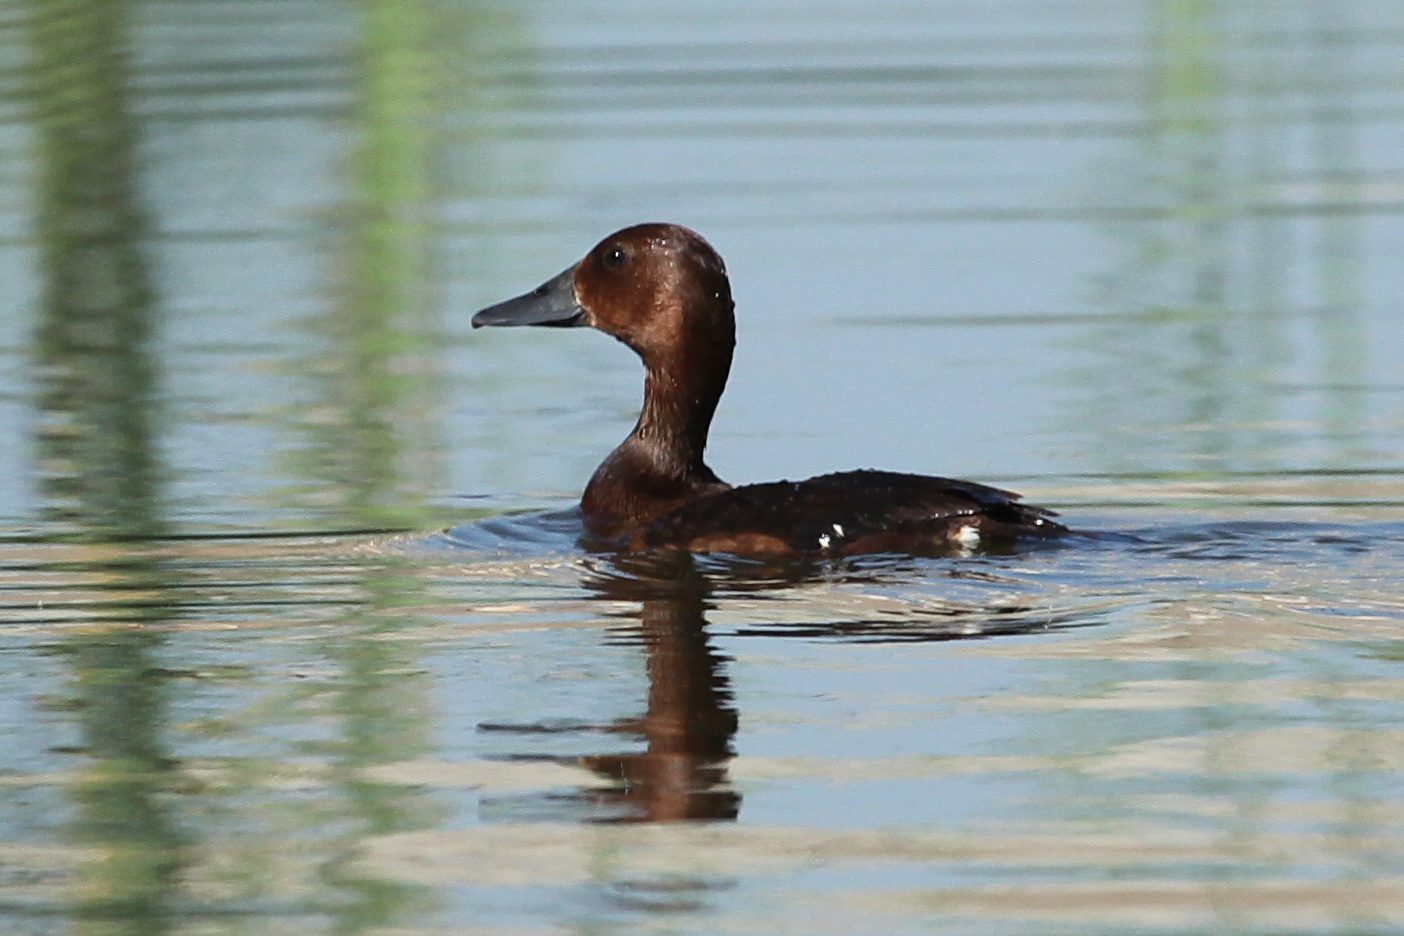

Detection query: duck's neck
xmin=582 ymin=345 xmax=733 ymax=538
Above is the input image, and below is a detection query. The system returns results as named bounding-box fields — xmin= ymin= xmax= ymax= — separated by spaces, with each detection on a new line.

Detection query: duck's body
xmin=628 ymin=469 xmax=1058 ymax=556
xmin=472 ymin=223 xmax=1067 ymax=557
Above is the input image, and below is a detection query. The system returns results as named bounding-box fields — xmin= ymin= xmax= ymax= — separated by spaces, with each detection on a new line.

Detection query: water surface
xmin=1 ymin=0 xmax=1403 ymax=933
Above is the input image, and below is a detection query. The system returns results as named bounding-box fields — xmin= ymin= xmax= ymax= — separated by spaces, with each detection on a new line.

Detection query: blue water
xmin=1 ymin=0 xmax=1403 ymax=933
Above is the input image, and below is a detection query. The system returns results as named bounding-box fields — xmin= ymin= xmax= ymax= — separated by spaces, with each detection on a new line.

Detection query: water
xmin=1 ymin=0 xmax=1404 ymax=933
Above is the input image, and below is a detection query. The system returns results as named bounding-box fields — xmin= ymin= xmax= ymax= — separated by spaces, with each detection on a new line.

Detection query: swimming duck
xmin=472 ymin=223 xmax=1066 ymax=556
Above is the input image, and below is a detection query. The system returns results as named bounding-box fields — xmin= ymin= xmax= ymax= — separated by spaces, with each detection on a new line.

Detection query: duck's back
xmin=631 ymin=469 xmax=1065 ymax=556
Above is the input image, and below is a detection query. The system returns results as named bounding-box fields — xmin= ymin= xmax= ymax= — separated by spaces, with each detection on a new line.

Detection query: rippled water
xmin=1 ymin=0 xmax=1403 ymax=933
xmin=3 ymin=496 xmax=1404 ymax=933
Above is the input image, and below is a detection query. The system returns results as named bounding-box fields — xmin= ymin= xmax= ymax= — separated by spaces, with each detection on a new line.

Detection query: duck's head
xmin=472 ymin=223 xmax=735 ymax=364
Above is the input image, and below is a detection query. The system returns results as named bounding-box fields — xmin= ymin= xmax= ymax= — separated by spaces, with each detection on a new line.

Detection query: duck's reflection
xmin=581 ymin=555 xmax=740 ymax=822
xmin=474 ymin=545 xmax=1098 ymax=823
xmin=479 ymin=551 xmax=741 ymax=823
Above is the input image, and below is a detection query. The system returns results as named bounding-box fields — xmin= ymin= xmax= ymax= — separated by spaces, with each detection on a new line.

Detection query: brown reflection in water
xmin=583 ymin=556 xmax=741 ymax=822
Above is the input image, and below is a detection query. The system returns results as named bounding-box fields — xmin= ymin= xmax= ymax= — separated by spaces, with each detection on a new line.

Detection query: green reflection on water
xmin=309 ymin=1 xmax=452 ymax=909
xmin=282 ymin=0 xmax=528 ymax=534
xmin=1081 ymin=0 xmax=1369 ymax=475
xmin=29 ymin=0 xmax=184 ymax=931
xmin=299 ymin=562 xmax=444 ymax=932
xmin=283 ymin=0 xmax=444 ymax=532
xmin=31 ymin=0 xmax=161 ymax=543
xmin=260 ymin=0 xmax=474 ymax=928
xmin=23 ymin=0 xmax=522 ymax=930
xmin=1305 ymin=0 xmax=1368 ymax=468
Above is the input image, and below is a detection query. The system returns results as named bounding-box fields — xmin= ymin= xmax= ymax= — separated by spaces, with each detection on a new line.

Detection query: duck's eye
xmin=601 ymin=245 xmax=628 ymax=270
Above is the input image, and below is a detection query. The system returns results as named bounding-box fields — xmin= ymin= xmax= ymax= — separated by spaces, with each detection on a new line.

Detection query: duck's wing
xmin=636 ymin=469 xmax=1066 ymax=556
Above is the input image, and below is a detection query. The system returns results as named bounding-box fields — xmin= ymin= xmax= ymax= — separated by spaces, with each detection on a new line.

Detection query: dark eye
xmin=601 ymin=245 xmax=628 ymax=270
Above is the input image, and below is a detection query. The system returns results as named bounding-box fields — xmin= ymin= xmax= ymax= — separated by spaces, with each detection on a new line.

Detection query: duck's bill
xmin=471 ymin=266 xmax=586 ymax=328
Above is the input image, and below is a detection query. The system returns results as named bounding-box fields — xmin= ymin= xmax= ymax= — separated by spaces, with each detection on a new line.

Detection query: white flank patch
xmin=818 ymin=533 xmax=832 ymax=550
xmin=955 ymin=524 xmax=981 ymax=548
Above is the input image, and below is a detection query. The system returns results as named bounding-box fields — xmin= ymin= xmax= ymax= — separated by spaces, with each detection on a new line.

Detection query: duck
xmin=472 ymin=223 xmax=1067 ymax=556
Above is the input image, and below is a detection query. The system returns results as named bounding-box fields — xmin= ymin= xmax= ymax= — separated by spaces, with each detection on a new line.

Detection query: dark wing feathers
xmin=639 ymin=469 xmax=1063 ymax=554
